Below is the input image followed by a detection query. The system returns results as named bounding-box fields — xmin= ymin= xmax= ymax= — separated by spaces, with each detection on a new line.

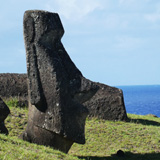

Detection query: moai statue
xmin=21 ymin=10 xmax=89 ymax=153
xmin=0 ymin=97 xmax=10 ymax=135
xmin=21 ymin=10 xmax=127 ymax=153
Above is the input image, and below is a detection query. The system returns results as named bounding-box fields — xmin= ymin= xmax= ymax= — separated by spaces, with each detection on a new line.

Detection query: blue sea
xmin=117 ymin=85 xmax=160 ymax=117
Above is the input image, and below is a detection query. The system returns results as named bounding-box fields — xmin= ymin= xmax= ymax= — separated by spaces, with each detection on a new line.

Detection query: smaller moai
xmin=0 ymin=97 xmax=10 ymax=135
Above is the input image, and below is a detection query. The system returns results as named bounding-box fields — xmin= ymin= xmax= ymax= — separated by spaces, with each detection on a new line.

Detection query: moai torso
xmin=22 ymin=10 xmax=88 ymax=151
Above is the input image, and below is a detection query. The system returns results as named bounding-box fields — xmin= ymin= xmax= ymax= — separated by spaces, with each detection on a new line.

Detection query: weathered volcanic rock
xmin=0 ymin=74 xmax=127 ymax=121
xmin=0 ymin=73 xmax=28 ymax=107
xmin=21 ymin=10 xmax=127 ymax=153
xmin=79 ymin=79 xmax=127 ymax=121
xmin=21 ymin=10 xmax=89 ymax=153
xmin=0 ymin=97 xmax=10 ymax=134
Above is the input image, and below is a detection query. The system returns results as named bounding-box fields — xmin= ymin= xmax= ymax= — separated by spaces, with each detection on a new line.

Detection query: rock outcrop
xmin=21 ymin=10 xmax=127 ymax=153
xmin=82 ymin=81 xmax=127 ymax=121
xmin=0 ymin=97 xmax=10 ymax=135
xmin=0 ymin=73 xmax=28 ymax=107
xmin=0 ymin=73 xmax=126 ymax=121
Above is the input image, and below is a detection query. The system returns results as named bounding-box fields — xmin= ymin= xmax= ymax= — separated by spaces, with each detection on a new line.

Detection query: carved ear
xmin=24 ymin=13 xmax=46 ymax=111
xmin=26 ymin=45 xmax=47 ymax=111
xmin=26 ymin=45 xmax=43 ymax=107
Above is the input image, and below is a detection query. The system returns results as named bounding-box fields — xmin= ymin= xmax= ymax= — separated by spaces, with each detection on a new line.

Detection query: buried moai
xmin=0 ymin=97 xmax=10 ymax=135
xmin=21 ymin=10 xmax=127 ymax=153
xmin=21 ymin=10 xmax=89 ymax=153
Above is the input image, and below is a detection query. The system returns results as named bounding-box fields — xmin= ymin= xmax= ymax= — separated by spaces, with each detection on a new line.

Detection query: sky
xmin=0 ymin=0 xmax=160 ymax=86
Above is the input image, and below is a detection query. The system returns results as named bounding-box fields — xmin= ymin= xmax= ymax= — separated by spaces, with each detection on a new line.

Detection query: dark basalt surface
xmin=0 ymin=97 xmax=10 ymax=135
xmin=21 ymin=10 xmax=89 ymax=153
xmin=0 ymin=74 xmax=127 ymax=121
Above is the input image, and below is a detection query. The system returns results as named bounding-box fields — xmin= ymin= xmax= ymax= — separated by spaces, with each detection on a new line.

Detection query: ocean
xmin=117 ymin=85 xmax=160 ymax=117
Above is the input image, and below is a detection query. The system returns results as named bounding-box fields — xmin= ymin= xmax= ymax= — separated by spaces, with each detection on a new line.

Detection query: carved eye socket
xmin=39 ymin=30 xmax=63 ymax=49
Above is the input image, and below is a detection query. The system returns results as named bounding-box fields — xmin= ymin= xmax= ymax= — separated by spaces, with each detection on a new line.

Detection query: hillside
xmin=0 ymin=99 xmax=160 ymax=160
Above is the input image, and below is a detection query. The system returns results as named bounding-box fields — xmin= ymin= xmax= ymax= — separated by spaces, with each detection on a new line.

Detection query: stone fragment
xmin=0 ymin=97 xmax=10 ymax=135
xmin=21 ymin=10 xmax=127 ymax=153
xmin=82 ymin=80 xmax=127 ymax=121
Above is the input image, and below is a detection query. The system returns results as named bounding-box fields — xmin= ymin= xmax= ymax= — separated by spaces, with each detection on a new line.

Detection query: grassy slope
xmin=0 ymin=99 xmax=160 ymax=160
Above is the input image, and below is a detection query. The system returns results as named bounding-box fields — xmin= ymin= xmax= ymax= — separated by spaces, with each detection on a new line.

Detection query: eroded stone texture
xmin=0 ymin=97 xmax=10 ymax=135
xmin=21 ymin=10 xmax=88 ymax=153
xmin=77 ymin=79 xmax=127 ymax=121
xmin=21 ymin=10 xmax=127 ymax=153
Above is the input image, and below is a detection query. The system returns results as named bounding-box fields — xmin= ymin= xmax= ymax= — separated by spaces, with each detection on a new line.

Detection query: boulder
xmin=21 ymin=10 xmax=127 ymax=153
xmin=0 ymin=97 xmax=10 ymax=134
xmin=81 ymin=80 xmax=127 ymax=121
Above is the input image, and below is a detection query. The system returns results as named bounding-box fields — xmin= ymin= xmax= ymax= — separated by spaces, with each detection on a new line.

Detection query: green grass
xmin=70 ymin=115 xmax=160 ymax=159
xmin=1 ymin=98 xmax=160 ymax=160
xmin=5 ymin=97 xmax=20 ymax=108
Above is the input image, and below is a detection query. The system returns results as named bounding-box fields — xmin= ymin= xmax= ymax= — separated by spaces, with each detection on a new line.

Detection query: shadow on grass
xmin=78 ymin=152 xmax=160 ymax=160
xmin=127 ymin=118 xmax=160 ymax=126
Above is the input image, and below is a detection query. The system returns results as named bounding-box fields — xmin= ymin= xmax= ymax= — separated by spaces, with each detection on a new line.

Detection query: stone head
xmin=23 ymin=10 xmax=64 ymax=48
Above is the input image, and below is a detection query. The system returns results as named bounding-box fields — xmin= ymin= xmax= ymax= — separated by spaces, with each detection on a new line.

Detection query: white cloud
xmin=114 ymin=36 xmax=146 ymax=50
xmin=119 ymin=0 xmax=135 ymax=5
xmin=45 ymin=0 xmax=104 ymax=21
xmin=119 ymin=0 xmax=151 ymax=5
xmin=103 ymin=14 xmax=130 ymax=30
xmin=145 ymin=4 xmax=160 ymax=23
xmin=145 ymin=13 xmax=160 ymax=23
xmin=144 ymin=2 xmax=160 ymax=23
